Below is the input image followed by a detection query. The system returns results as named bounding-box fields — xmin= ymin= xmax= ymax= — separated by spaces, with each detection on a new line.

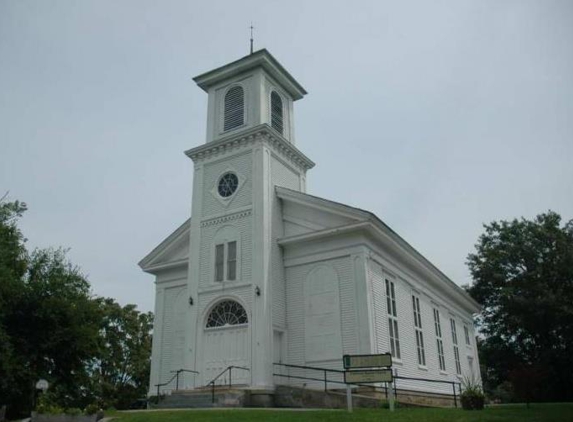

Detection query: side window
xmin=433 ymin=308 xmax=446 ymax=371
xmin=224 ymin=86 xmax=244 ymax=131
xmin=464 ymin=324 xmax=471 ymax=346
xmin=412 ymin=295 xmax=426 ymax=366
xmin=386 ymin=279 xmax=401 ymax=359
xmin=451 ymin=318 xmax=462 ymax=375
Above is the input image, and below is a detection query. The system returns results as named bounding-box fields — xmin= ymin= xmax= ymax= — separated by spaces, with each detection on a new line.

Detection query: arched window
xmin=224 ymin=86 xmax=244 ymax=131
xmin=206 ymin=300 xmax=248 ymax=328
xmin=270 ymin=91 xmax=283 ymax=134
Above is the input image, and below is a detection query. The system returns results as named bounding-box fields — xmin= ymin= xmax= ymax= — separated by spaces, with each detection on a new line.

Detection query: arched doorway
xmin=202 ymin=300 xmax=250 ymax=386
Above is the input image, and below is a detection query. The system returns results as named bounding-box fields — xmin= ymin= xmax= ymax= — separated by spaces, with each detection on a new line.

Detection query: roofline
xmin=276 ymin=187 xmax=481 ymax=312
xmin=192 ymin=49 xmax=307 ymax=100
xmin=138 ymin=218 xmax=191 ymax=269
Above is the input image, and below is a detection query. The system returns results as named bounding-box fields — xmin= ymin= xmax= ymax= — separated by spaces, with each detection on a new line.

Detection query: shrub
xmin=84 ymin=404 xmax=99 ymax=415
xmin=460 ymin=376 xmax=485 ymax=410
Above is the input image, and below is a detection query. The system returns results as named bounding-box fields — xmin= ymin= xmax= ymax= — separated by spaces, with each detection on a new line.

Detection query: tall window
xmin=412 ymin=295 xmax=426 ymax=366
xmin=386 ymin=279 xmax=401 ymax=359
xmin=451 ymin=318 xmax=461 ymax=375
xmin=214 ymin=241 xmax=237 ymax=282
xmin=224 ymin=86 xmax=244 ymax=131
xmin=464 ymin=325 xmax=471 ymax=346
xmin=433 ymin=308 xmax=446 ymax=371
xmin=270 ymin=91 xmax=283 ymax=134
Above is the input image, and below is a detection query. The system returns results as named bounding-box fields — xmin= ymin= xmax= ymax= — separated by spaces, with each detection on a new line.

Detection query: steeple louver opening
xmin=270 ymin=91 xmax=283 ymax=134
xmin=224 ymin=86 xmax=244 ymax=131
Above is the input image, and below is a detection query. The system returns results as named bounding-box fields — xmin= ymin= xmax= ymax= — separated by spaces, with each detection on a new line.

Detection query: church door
xmin=202 ymin=300 xmax=250 ymax=386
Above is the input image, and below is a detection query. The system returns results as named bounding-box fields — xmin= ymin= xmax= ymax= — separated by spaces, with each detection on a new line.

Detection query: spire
xmin=250 ymin=23 xmax=254 ymax=54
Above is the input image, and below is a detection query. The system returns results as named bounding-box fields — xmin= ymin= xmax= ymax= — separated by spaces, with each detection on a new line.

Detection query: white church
xmin=139 ymin=49 xmax=481 ymax=404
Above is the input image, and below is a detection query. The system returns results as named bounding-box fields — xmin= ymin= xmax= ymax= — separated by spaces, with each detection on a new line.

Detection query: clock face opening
xmin=218 ymin=172 xmax=239 ymax=198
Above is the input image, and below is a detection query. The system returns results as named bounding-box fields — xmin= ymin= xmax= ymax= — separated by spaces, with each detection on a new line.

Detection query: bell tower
xmin=183 ymin=50 xmax=314 ymax=389
xmin=193 ymin=49 xmax=306 ymax=145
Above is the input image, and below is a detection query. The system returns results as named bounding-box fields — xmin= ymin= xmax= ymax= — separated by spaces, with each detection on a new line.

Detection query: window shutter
xmin=270 ymin=91 xmax=283 ymax=134
xmin=224 ymin=86 xmax=244 ymax=131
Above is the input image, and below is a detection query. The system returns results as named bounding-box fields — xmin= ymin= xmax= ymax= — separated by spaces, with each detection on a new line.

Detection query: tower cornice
xmin=184 ymin=124 xmax=315 ymax=171
xmin=193 ymin=49 xmax=307 ymax=100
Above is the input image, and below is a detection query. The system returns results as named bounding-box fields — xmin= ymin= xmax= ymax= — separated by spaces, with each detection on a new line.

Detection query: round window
xmin=218 ymin=172 xmax=239 ymax=198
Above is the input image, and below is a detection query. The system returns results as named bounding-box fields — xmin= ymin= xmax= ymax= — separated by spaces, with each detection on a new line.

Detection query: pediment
xmin=277 ymin=187 xmax=366 ymax=237
xmin=139 ymin=219 xmax=190 ymax=274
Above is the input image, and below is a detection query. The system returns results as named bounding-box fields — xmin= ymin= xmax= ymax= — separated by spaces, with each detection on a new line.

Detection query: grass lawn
xmin=110 ymin=403 xmax=573 ymax=422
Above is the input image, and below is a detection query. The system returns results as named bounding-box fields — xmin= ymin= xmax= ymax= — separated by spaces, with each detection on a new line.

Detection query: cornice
xmin=278 ymin=217 xmax=480 ymax=314
xmin=193 ymin=49 xmax=307 ymax=100
xmin=201 ymin=209 xmax=252 ymax=228
xmin=185 ymin=124 xmax=315 ymax=172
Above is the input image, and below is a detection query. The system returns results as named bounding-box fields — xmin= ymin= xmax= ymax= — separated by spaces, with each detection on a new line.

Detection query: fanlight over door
xmin=202 ymin=300 xmax=250 ymax=386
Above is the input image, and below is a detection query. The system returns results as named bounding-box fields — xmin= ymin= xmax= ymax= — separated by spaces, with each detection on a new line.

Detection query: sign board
xmin=36 ymin=379 xmax=49 ymax=391
xmin=345 ymin=369 xmax=393 ymax=384
xmin=343 ymin=353 xmax=392 ymax=369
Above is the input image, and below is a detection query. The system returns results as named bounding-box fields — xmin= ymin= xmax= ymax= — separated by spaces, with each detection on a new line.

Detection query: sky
xmin=1 ymin=0 xmax=572 ymax=313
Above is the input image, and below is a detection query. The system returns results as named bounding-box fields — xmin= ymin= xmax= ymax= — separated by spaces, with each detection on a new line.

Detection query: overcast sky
xmin=1 ymin=0 xmax=572 ymax=313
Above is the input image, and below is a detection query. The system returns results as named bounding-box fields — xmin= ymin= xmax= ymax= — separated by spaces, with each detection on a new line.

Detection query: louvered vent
xmin=224 ymin=86 xmax=244 ymax=131
xmin=270 ymin=91 xmax=283 ymax=134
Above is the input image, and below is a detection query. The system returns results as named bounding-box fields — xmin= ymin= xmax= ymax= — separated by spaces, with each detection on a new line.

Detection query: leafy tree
xmin=0 ymin=197 xmax=154 ymax=416
xmin=92 ymin=298 xmax=153 ymax=409
xmin=0 ymin=196 xmax=29 ymax=415
xmin=467 ymin=211 xmax=573 ymax=401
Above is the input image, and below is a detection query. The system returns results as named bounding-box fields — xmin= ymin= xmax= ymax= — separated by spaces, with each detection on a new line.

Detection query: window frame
xmin=270 ymin=90 xmax=284 ymax=135
xmin=221 ymin=84 xmax=246 ymax=133
xmin=386 ymin=279 xmax=401 ymax=360
xmin=450 ymin=317 xmax=462 ymax=375
xmin=412 ymin=294 xmax=426 ymax=367
xmin=433 ymin=308 xmax=446 ymax=372
xmin=464 ymin=324 xmax=472 ymax=347
xmin=213 ymin=240 xmax=239 ymax=283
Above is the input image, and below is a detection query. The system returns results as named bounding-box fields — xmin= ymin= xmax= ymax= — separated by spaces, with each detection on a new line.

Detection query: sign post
xmin=388 ymin=378 xmax=395 ymax=411
xmin=342 ymin=353 xmax=393 ymax=413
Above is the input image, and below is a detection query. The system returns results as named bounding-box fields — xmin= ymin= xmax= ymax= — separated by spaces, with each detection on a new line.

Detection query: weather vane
xmin=250 ymin=23 xmax=254 ymax=54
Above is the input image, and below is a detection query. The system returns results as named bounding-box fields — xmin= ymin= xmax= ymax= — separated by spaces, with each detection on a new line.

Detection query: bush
xmin=36 ymin=393 xmax=64 ymax=415
xmin=461 ymin=376 xmax=485 ymax=410
xmin=84 ymin=404 xmax=99 ymax=415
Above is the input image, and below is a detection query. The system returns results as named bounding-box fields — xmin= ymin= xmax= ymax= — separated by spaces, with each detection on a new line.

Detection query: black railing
xmin=206 ymin=366 xmax=250 ymax=404
xmin=154 ymin=368 xmax=200 ymax=402
xmin=273 ymin=362 xmax=462 ymax=407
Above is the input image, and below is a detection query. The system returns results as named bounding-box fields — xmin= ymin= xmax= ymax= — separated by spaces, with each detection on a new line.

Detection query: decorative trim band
xmin=185 ymin=124 xmax=315 ymax=171
xmin=201 ymin=209 xmax=252 ymax=227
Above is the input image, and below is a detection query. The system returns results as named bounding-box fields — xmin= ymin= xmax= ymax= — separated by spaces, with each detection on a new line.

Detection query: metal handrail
xmin=272 ymin=362 xmax=462 ymax=407
xmin=154 ymin=368 xmax=200 ymax=402
xmin=170 ymin=368 xmax=200 ymax=391
xmin=206 ymin=365 xmax=250 ymax=404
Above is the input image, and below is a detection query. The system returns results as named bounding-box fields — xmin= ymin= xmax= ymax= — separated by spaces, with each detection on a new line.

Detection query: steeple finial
xmin=250 ymin=23 xmax=254 ymax=54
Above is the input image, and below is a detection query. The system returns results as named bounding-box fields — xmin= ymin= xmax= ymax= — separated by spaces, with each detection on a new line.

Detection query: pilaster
xmin=250 ymin=141 xmax=274 ymax=387
xmin=185 ymin=162 xmax=204 ymax=381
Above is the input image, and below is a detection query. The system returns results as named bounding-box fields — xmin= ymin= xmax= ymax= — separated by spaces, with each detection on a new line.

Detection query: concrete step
xmin=154 ymin=388 xmax=247 ymax=409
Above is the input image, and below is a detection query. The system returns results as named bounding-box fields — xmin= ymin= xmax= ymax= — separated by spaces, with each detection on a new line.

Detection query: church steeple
xmin=193 ymin=49 xmax=307 ymax=145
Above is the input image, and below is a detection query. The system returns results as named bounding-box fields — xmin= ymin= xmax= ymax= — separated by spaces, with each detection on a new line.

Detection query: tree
xmin=467 ymin=211 xmax=573 ymax=401
xmin=0 ymin=196 xmax=29 ymax=415
xmin=92 ymin=298 xmax=153 ymax=409
xmin=0 ymin=198 xmax=153 ymax=416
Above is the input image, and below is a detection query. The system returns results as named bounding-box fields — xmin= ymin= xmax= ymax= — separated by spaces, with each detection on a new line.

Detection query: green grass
xmin=110 ymin=403 xmax=573 ymax=422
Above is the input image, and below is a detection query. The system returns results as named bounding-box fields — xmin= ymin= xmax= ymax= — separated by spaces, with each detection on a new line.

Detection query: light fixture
xmin=255 ymin=286 xmax=261 ymax=296
xmin=189 ymin=296 xmax=194 ymax=306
